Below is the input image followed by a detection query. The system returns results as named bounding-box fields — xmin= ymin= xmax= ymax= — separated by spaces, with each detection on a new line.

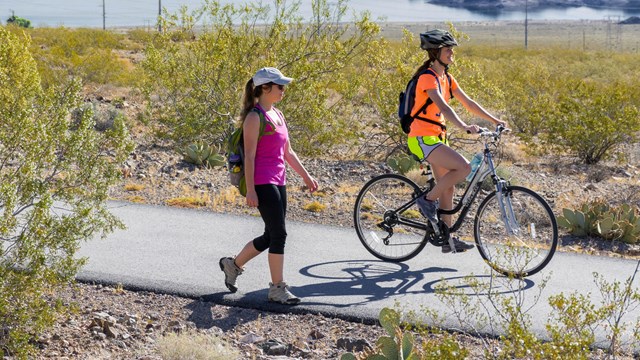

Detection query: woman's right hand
xmin=246 ymin=190 xmax=259 ymax=207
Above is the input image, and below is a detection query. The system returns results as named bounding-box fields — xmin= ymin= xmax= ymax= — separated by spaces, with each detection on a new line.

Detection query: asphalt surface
xmin=77 ymin=201 xmax=640 ymax=348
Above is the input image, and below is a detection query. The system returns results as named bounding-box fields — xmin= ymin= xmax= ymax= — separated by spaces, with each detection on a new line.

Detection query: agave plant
xmin=182 ymin=142 xmax=224 ymax=168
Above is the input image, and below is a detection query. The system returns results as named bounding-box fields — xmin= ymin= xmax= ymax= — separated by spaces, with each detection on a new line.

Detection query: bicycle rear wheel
xmin=353 ymin=174 xmax=429 ymax=262
xmin=474 ymin=185 xmax=558 ymax=278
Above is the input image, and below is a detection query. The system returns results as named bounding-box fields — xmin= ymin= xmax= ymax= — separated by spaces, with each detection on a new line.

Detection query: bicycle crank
xmin=426 ymin=220 xmax=450 ymax=247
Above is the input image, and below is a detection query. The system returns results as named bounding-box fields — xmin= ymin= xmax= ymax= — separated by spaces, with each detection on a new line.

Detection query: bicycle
xmin=353 ymin=125 xmax=558 ymax=278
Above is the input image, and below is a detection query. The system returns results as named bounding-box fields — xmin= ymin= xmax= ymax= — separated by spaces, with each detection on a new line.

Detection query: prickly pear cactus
xmin=558 ymin=200 xmax=640 ymax=244
xmin=387 ymin=154 xmax=419 ymax=175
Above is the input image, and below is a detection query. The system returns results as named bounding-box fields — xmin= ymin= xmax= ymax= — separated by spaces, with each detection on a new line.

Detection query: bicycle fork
xmin=495 ymin=180 xmax=520 ymax=236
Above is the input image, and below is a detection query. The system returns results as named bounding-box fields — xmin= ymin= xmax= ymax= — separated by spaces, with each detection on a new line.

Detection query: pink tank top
xmin=253 ymin=105 xmax=288 ymax=186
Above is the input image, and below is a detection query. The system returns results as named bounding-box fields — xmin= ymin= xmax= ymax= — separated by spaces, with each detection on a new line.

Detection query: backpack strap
xmin=250 ymin=107 xmax=277 ymax=138
xmin=411 ymin=68 xmax=454 ymax=132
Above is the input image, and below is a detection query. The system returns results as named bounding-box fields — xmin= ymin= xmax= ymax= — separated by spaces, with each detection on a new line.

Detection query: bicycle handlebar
xmin=466 ymin=124 xmax=511 ymax=138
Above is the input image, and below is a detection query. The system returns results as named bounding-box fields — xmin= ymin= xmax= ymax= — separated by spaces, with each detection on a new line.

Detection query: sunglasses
xmin=262 ymin=82 xmax=285 ymax=90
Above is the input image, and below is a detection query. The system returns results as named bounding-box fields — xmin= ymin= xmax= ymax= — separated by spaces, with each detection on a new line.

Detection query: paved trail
xmin=77 ymin=201 xmax=640 ymax=347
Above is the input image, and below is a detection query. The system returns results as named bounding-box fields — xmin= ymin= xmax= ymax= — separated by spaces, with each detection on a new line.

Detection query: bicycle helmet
xmin=420 ymin=29 xmax=458 ymax=50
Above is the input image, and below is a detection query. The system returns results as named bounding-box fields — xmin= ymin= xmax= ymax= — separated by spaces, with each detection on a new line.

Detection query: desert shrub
xmin=5 ymin=26 xmax=137 ymax=88
xmin=424 ymin=265 xmax=640 ymax=359
xmin=463 ymin=46 xmax=640 ymax=162
xmin=543 ymin=79 xmax=640 ymax=164
xmin=72 ymin=101 xmax=123 ymax=132
xmin=6 ymin=15 xmax=31 ymax=28
xmin=141 ymin=0 xmax=380 ymax=155
xmin=0 ymin=27 xmax=132 ymax=357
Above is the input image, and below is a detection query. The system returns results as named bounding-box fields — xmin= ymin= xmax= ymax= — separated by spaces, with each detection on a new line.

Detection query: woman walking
xmin=219 ymin=67 xmax=318 ymax=304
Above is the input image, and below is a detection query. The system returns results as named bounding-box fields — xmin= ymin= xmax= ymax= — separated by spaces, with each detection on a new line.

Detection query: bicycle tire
xmin=474 ymin=185 xmax=558 ymax=278
xmin=353 ymin=174 xmax=429 ymax=262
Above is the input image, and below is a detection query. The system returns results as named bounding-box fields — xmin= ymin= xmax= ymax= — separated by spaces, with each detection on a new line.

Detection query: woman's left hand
xmin=304 ymin=176 xmax=319 ymax=193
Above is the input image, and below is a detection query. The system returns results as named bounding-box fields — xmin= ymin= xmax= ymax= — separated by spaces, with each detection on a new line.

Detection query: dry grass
xmin=303 ymin=200 xmax=326 ymax=212
xmin=166 ymin=196 xmax=209 ymax=208
xmin=210 ymin=187 xmax=241 ymax=209
xmin=126 ymin=195 xmax=145 ymax=203
xmin=124 ymin=183 xmax=144 ymax=191
xmin=156 ymin=329 xmax=240 ymax=360
xmin=336 ymin=183 xmax=363 ymax=196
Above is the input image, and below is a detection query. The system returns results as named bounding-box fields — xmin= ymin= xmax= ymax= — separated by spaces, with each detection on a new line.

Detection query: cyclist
xmin=219 ymin=67 xmax=318 ymax=304
xmin=410 ymin=29 xmax=507 ymax=253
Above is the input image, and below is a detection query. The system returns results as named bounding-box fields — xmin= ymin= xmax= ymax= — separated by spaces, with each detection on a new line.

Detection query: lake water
xmin=3 ymin=0 xmax=640 ymax=28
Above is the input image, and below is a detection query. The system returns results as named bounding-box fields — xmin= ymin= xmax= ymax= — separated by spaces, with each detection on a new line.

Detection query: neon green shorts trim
xmin=407 ymin=135 xmax=449 ymax=161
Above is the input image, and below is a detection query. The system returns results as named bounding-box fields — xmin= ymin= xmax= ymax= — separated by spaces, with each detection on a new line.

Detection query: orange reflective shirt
xmin=407 ymin=71 xmax=459 ymax=137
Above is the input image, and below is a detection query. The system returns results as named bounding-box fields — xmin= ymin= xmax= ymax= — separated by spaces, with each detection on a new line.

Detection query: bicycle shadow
xmin=423 ymin=275 xmax=535 ymax=296
xmin=294 ymin=260 xmax=536 ymax=305
xmin=190 ymin=260 xmax=536 ymax=329
xmin=291 ymin=259 xmax=452 ymax=306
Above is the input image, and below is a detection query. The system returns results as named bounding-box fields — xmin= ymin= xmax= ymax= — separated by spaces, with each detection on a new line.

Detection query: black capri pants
xmin=252 ymin=184 xmax=287 ymax=254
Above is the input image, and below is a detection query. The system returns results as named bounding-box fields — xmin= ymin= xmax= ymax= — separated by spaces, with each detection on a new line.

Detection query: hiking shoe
xmin=219 ymin=257 xmax=243 ymax=293
xmin=416 ymin=197 xmax=439 ymax=225
xmin=442 ymin=237 xmax=475 ymax=253
xmin=268 ymin=281 xmax=301 ymax=305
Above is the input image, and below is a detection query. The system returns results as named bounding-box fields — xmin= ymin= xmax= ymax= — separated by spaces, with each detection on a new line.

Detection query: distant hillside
xmin=428 ymin=0 xmax=639 ymax=11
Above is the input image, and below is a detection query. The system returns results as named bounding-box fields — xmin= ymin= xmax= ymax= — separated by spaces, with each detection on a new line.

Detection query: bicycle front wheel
xmin=474 ymin=186 xmax=558 ymax=278
xmin=353 ymin=174 xmax=429 ymax=262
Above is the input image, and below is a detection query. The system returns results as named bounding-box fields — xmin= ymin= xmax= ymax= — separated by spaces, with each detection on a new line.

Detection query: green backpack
xmin=227 ymin=107 xmax=275 ymax=196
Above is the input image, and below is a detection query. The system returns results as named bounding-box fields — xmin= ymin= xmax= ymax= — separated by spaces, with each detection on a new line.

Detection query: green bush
xmin=543 ymin=79 xmax=640 ymax=164
xmin=0 ymin=26 xmax=132 ymax=357
xmin=6 ymin=27 xmax=137 ymax=88
xmin=140 ymin=0 xmax=380 ymax=154
xmin=6 ymin=15 xmax=31 ymax=28
xmin=465 ymin=46 xmax=640 ymax=162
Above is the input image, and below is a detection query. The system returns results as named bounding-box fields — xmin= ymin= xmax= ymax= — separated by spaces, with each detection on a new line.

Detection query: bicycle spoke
xmin=475 ymin=186 xmax=558 ymax=277
xmin=354 ymin=174 xmax=428 ymax=262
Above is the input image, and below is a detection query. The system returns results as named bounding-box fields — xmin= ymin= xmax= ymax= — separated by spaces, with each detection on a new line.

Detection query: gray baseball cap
xmin=252 ymin=67 xmax=293 ymax=86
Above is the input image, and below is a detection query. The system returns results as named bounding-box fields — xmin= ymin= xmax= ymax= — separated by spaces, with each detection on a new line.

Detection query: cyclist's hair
xmin=412 ymin=48 xmax=450 ymax=78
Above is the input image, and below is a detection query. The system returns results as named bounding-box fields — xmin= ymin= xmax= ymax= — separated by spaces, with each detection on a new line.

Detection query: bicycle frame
xmin=388 ymin=126 xmax=511 ymax=236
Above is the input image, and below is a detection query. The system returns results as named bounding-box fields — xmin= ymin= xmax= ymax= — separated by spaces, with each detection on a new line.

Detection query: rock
xmin=308 ymin=329 xmax=326 ymax=340
xmin=336 ymin=337 xmax=372 ymax=352
xmin=104 ymin=323 xmax=121 ymax=338
xmin=240 ymin=333 xmax=265 ymax=344
xmin=584 ymin=183 xmax=598 ymax=191
xmin=261 ymin=339 xmax=289 ymax=356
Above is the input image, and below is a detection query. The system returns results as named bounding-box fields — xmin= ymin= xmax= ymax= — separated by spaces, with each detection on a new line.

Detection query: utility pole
xmin=524 ymin=0 xmax=529 ymax=49
xmin=158 ymin=0 xmax=162 ymax=32
xmin=102 ymin=0 xmax=106 ymax=30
